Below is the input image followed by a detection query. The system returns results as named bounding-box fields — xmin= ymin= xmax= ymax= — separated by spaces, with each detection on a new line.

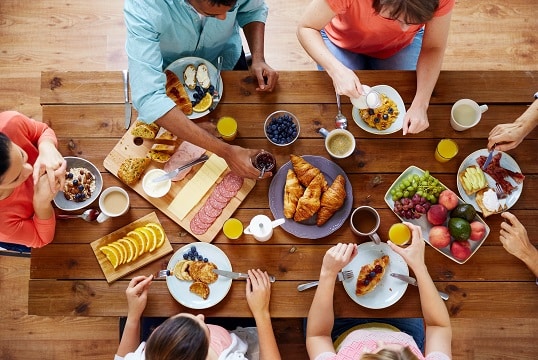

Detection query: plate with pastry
xmin=342 ymin=242 xmax=408 ymax=309
xmin=166 ymin=242 xmax=232 ymax=309
xmin=268 ymin=155 xmax=353 ymax=239
xmin=351 ymin=85 xmax=405 ymax=135
xmin=164 ymin=57 xmax=223 ymax=120
xmin=456 ymin=149 xmax=524 ymax=215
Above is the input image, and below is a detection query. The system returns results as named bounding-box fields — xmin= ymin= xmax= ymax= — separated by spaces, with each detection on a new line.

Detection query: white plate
xmin=456 ymin=149 xmax=523 ymax=212
xmin=351 ymin=85 xmax=405 ymax=135
xmin=342 ymin=242 xmax=408 ymax=309
xmin=164 ymin=56 xmax=224 ymax=120
xmin=384 ymin=165 xmax=490 ymax=264
xmin=166 ymin=243 xmax=232 ymax=309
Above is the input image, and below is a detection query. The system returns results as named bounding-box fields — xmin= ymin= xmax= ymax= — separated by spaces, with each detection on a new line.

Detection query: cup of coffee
xmin=450 ymin=99 xmax=488 ymax=131
xmin=350 ymin=206 xmax=381 ymax=244
xmin=97 ymin=186 xmax=130 ymax=223
xmin=318 ymin=128 xmax=356 ymax=159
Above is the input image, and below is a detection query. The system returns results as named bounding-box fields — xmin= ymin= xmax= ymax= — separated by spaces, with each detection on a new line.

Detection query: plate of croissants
xmin=268 ymin=154 xmax=353 ymax=239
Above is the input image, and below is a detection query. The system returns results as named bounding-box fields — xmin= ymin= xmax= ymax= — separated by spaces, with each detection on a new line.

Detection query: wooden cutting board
xmin=90 ymin=212 xmax=173 ymax=283
xmin=103 ymin=122 xmax=256 ymax=242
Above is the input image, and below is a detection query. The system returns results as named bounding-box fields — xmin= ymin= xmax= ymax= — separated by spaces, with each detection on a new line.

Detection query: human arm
xmin=116 ymin=275 xmax=153 ymax=357
xmin=242 ymin=21 xmax=279 ymax=92
xmin=403 ymin=12 xmax=452 ymax=135
xmin=487 ymin=99 xmax=538 ymax=152
xmin=33 ymin=138 xmax=66 ymax=193
xmin=499 ymin=212 xmax=538 ymax=277
xmin=388 ymin=223 xmax=452 ymax=357
xmin=245 ymin=269 xmax=281 ymax=360
xmin=296 ymin=0 xmax=363 ymax=99
xmin=306 ymin=243 xmax=357 ymax=358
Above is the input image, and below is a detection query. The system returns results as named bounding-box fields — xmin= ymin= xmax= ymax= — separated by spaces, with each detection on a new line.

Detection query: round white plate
xmin=342 ymin=242 xmax=408 ymax=309
xmin=166 ymin=243 xmax=232 ymax=309
xmin=456 ymin=149 xmax=523 ymax=212
xmin=164 ymin=56 xmax=223 ymax=119
xmin=351 ymin=85 xmax=405 ymax=135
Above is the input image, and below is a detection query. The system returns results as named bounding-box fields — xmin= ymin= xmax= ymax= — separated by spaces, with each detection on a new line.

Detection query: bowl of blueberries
xmin=264 ymin=110 xmax=300 ymax=146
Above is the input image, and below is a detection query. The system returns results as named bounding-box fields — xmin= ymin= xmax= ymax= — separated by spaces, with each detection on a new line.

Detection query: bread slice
xmin=196 ymin=63 xmax=211 ymax=89
xmin=117 ymin=157 xmax=151 ymax=185
xmin=131 ymin=121 xmax=158 ymax=139
xmin=155 ymin=128 xmax=178 ymax=144
xmin=189 ymin=281 xmax=210 ymax=300
xmin=475 ymin=188 xmax=507 ymax=217
xmin=459 ymin=165 xmax=488 ymax=195
xmin=183 ymin=64 xmax=197 ymax=90
xmin=151 ymin=143 xmax=176 ymax=154
xmin=147 ymin=150 xmax=171 ymax=163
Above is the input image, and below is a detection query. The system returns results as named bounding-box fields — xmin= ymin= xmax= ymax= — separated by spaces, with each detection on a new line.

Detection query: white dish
xmin=384 ymin=165 xmax=490 ymax=264
xmin=342 ymin=242 xmax=408 ymax=309
xmin=456 ymin=149 xmax=523 ymax=212
xmin=142 ymin=169 xmax=171 ymax=198
xmin=351 ymin=85 xmax=405 ymax=135
xmin=164 ymin=57 xmax=224 ymax=120
xmin=166 ymin=243 xmax=232 ymax=309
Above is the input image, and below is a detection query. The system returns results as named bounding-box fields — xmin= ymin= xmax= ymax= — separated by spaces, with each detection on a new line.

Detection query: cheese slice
xmin=167 ymin=154 xmax=228 ymax=220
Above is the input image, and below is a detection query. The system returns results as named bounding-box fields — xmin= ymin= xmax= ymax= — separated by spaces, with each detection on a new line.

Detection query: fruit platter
xmin=384 ymin=166 xmax=490 ymax=264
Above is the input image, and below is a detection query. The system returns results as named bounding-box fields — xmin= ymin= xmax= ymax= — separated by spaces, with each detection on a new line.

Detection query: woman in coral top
xmin=0 ymin=111 xmax=66 ymax=248
xmin=297 ymin=0 xmax=455 ymax=135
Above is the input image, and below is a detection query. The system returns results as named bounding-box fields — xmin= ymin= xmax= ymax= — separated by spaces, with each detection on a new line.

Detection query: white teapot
xmin=244 ymin=215 xmax=285 ymax=242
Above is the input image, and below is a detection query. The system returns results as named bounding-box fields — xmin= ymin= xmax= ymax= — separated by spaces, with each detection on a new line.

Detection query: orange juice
xmin=217 ymin=116 xmax=238 ymax=141
xmin=222 ymin=218 xmax=243 ymax=239
xmin=435 ymin=139 xmax=458 ymax=162
xmin=388 ymin=223 xmax=411 ymax=246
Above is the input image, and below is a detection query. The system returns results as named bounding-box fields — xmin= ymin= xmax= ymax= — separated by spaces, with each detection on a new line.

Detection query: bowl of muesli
xmin=53 ymin=156 xmax=103 ymax=211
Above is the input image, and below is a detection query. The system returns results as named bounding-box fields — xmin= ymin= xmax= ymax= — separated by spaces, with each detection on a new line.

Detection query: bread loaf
xmin=131 ymin=121 xmax=158 ymax=139
xmin=458 ymin=165 xmax=488 ymax=195
xmin=117 ymin=157 xmax=151 ymax=185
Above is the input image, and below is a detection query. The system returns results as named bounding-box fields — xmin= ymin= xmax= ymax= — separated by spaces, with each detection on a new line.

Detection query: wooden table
xmin=29 ymin=70 xmax=537 ymax=320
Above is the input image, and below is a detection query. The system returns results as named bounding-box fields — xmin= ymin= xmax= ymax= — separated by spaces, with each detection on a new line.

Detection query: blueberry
xmin=388 ymin=108 xmax=394 ymax=114
xmin=197 ymin=255 xmax=203 ymax=261
xmin=193 ymin=92 xmax=200 ymax=100
xmin=183 ymin=253 xmax=189 ymax=260
xmin=368 ymin=109 xmax=375 ymax=115
xmin=369 ymin=271 xmax=376 ymax=278
xmin=208 ymin=85 xmax=215 ymax=93
xmin=195 ymin=85 xmax=202 ymax=93
xmin=78 ymin=185 xmax=84 ymax=191
xmin=203 ymin=257 xmax=208 ymax=262
xmin=72 ymin=179 xmax=79 ymax=186
xmin=67 ymin=173 xmax=74 ymax=179
xmin=382 ymin=114 xmax=389 ymax=120
xmin=364 ymin=279 xmax=370 ymax=286
xmin=189 ymin=255 xmax=195 ymax=261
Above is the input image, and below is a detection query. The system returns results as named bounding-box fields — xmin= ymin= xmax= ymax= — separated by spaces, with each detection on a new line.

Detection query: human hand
xmin=402 ymin=104 xmax=429 ymax=135
xmin=499 ymin=212 xmax=532 ymax=260
xmin=245 ymin=269 xmax=272 ymax=318
xmin=223 ymin=145 xmax=272 ymax=180
xmin=388 ymin=222 xmax=426 ymax=272
xmin=250 ymin=60 xmax=279 ymax=92
xmin=34 ymin=141 xmax=66 ymax=192
xmin=487 ymin=122 xmax=527 ymax=152
xmin=329 ymin=66 xmax=363 ymax=99
xmin=33 ymin=172 xmax=57 ymax=204
xmin=320 ymin=243 xmax=357 ymax=278
xmin=125 ymin=275 xmax=153 ymax=319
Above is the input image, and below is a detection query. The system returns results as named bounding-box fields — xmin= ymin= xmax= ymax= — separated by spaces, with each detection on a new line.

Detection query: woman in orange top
xmin=0 ymin=111 xmax=66 ymax=248
xmin=297 ymin=0 xmax=455 ymax=135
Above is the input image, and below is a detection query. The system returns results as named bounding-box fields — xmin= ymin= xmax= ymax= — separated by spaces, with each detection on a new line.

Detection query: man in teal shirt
xmin=125 ymin=0 xmax=279 ymax=179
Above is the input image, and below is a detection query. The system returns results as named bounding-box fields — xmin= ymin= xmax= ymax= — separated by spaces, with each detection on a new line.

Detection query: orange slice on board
xmin=123 ymin=235 xmax=140 ymax=261
xmin=127 ymin=230 xmax=146 ymax=257
xmin=118 ymin=238 xmax=135 ymax=263
xmin=99 ymin=245 xmax=120 ymax=269
xmin=145 ymin=222 xmax=165 ymax=249
xmin=109 ymin=242 xmax=125 ymax=265
xmin=143 ymin=226 xmax=159 ymax=252
xmin=137 ymin=227 xmax=155 ymax=253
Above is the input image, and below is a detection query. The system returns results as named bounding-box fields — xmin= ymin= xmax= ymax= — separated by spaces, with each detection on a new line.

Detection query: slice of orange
xmin=143 ymin=226 xmax=159 ymax=252
xmin=145 ymin=223 xmax=165 ymax=249
xmin=100 ymin=245 xmax=120 ymax=269
xmin=127 ymin=230 xmax=146 ymax=257
xmin=136 ymin=227 xmax=154 ymax=253
xmin=118 ymin=238 xmax=135 ymax=263
xmin=113 ymin=241 xmax=129 ymax=264
xmin=192 ymin=92 xmax=212 ymax=113
xmin=123 ymin=235 xmax=140 ymax=261
xmin=109 ymin=242 xmax=125 ymax=265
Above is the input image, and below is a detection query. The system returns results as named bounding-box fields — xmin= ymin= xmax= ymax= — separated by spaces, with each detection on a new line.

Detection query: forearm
xmin=243 ymin=22 xmax=266 ymax=62
xmin=116 ymin=315 xmax=141 ymax=357
xmin=254 ymin=312 xmax=281 ymax=360
xmin=515 ymin=99 xmax=538 ymax=135
xmin=306 ymin=272 xmax=336 ymax=338
xmin=33 ymin=200 xmax=55 ymax=221
xmin=519 ymin=245 xmax=538 ymax=278
xmin=413 ymin=264 xmax=451 ymax=328
xmin=297 ymin=27 xmax=342 ymax=75
xmin=412 ymin=46 xmax=444 ymax=109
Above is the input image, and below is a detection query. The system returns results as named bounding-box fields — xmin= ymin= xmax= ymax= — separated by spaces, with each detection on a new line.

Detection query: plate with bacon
xmin=456 ymin=149 xmax=524 ymax=213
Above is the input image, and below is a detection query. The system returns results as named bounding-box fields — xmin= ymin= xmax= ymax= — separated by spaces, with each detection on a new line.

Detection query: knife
xmin=213 ymin=269 xmax=276 ymax=283
xmin=209 ymin=56 xmax=223 ymax=111
xmin=481 ymin=143 xmax=496 ymax=170
xmin=390 ymin=273 xmax=449 ymax=301
xmin=122 ymin=69 xmax=131 ymax=129
xmin=152 ymin=154 xmax=209 ymax=183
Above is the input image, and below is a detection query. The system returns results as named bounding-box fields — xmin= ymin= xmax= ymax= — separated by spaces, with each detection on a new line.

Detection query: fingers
xmin=501 ymin=211 xmax=518 ymax=226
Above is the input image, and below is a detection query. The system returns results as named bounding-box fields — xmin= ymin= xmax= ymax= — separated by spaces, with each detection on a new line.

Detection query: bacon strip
xmin=476 ymin=153 xmax=524 ymax=194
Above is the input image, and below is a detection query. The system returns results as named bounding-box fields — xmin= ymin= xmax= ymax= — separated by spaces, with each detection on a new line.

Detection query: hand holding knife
xmin=390 ymin=273 xmax=449 ymax=300
xmin=482 ymin=143 xmax=496 ymax=170
xmin=213 ymin=269 xmax=276 ymax=283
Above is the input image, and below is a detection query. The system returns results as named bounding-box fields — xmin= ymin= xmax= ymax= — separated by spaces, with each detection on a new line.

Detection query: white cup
xmin=318 ymin=128 xmax=356 ymax=159
xmin=450 ymin=99 xmax=488 ymax=131
xmin=243 ymin=215 xmax=285 ymax=242
xmin=350 ymin=85 xmax=381 ymax=109
xmin=349 ymin=206 xmax=381 ymax=245
xmin=97 ymin=186 xmax=130 ymax=223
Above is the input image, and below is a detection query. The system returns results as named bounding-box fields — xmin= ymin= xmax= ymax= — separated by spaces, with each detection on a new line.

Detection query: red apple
xmin=427 ymin=204 xmax=448 ymax=225
xmin=469 ymin=221 xmax=486 ymax=241
xmin=429 ymin=226 xmax=451 ymax=248
xmin=450 ymin=241 xmax=472 ymax=261
xmin=438 ymin=189 xmax=459 ymax=211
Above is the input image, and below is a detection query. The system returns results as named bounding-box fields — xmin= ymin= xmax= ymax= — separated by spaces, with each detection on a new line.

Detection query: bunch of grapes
xmin=393 ymin=194 xmax=432 ymax=219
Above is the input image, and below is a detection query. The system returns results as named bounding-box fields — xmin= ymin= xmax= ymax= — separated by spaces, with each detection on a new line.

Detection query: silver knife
xmin=122 ymin=69 xmax=131 ymax=129
xmin=213 ymin=269 xmax=276 ymax=283
xmin=209 ymin=56 xmax=223 ymax=111
xmin=481 ymin=144 xmax=496 ymax=170
xmin=152 ymin=154 xmax=209 ymax=183
xmin=390 ymin=273 xmax=449 ymax=301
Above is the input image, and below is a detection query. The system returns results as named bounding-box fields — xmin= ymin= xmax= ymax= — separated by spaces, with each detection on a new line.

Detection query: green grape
xmin=396 ymin=190 xmax=403 ymax=198
xmin=403 ymin=190 xmax=410 ymax=198
xmin=403 ymin=179 xmax=410 ymax=187
xmin=390 ymin=189 xmax=396 ymax=196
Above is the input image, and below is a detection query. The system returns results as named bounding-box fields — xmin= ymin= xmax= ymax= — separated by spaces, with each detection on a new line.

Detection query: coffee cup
xmin=450 ymin=99 xmax=488 ymax=131
xmin=97 ymin=186 xmax=130 ymax=223
xmin=244 ymin=215 xmax=285 ymax=242
xmin=318 ymin=128 xmax=356 ymax=159
xmin=350 ymin=206 xmax=381 ymax=244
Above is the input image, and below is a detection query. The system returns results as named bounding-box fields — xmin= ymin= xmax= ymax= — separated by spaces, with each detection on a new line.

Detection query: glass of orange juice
xmin=435 ymin=139 xmax=458 ymax=162
xmin=388 ymin=223 xmax=411 ymax=246
xmin=222 ymin=218 xmax=243 ymax=239
xmin=217 ymin=116 xmax=238 ymax=142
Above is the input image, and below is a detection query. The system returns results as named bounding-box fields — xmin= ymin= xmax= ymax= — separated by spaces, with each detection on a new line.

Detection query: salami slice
xmin=208 ymin=196 xmax=228 ymax=210
xmin=209 ymin=186 xmax=230 ymax=204
xmin=201 ymin=202 xmax=222 ymax=219
xmin=195 ymin=211 xmax=215 ymax=226
xmin=222 ymin=172 xmax=244 ymax=192
xmin=215 ymin=181 xmax=236 ymax=199
xmin=190 ymin=216 xmax=208 ymax=235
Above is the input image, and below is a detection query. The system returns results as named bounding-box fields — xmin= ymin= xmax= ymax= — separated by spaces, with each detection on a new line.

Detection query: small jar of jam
xmin=251 ymin=150 xmax=276 ymax=174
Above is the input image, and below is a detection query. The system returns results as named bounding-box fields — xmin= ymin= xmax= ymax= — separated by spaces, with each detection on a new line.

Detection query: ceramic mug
xmin=244 ymin=215 xmax=285 ymax=242
xmin=318 ymin=128 xmax=356 ymax=159
xmin=349 ymin=206 xmax=381 ymax=245
xmin=97 ymin=186 xmax=130 ymax=223
xmin=450 ymin=99 xmax=488 ymax=131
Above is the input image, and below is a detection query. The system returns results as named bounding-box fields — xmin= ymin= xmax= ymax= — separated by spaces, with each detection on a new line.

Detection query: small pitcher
xmin=244 ymin=215 xmax=285 ymax=242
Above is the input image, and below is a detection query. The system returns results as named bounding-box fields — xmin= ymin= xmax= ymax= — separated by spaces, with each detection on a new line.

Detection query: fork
xmin=209 ymin=55 xmax=223 ymax=111
xmin=494 ymin=182 xmax=508 ymax=208
xmin=154 ymin=269 xmax=171 ymax=279
xmin=297 ymin=270 xmax=354 ymax=292
xmin=335 ymin=93 xmax=348 ymax=129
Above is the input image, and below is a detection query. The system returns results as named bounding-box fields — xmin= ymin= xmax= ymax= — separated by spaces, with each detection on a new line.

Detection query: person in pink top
xmin=306 ymin=223 xmax=452 ymax=359
xmin=297 ymin=0 xmax=455 ymax=135
xmin=115 ymin=269 xmax=281 ymax=360
xmin=0 ymin=111 xmax=66 ymax=248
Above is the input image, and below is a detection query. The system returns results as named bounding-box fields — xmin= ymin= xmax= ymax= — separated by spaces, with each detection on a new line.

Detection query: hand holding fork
xmin=297 ymin=270 xmax=354 ymax=291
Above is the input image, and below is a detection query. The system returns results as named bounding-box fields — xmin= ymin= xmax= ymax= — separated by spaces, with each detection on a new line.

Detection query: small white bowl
xmin=142 ymin=169 xmax=172 ymax=198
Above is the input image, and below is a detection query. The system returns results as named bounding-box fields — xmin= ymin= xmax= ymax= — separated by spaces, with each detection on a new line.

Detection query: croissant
xmin=165 ymin=70 xmax=193 ymax=115
xmin=291 ymin=155 xmax=321 ymax=187
xmin=294 ymin=173 xmax=324 ymax=222
xmin=284 ymin=169 xmax=305 ymax=219
xmin=316 ymin=175 xmax=346 ymax=226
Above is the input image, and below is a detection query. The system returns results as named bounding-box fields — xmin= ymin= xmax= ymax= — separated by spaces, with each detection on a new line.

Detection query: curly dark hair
xmin=0 ymin=133 xmax=12 ymax=183
xmin=372 ymin=0 xmax=440 ymax=25
xmin=204 ymin=0 xmax=237 ymax=8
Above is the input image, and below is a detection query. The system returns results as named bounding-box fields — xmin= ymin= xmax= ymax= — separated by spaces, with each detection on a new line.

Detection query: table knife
xmin=122 ymin=69 xmax=131 ymax=129
xmin=213 ymin=269 xmax=276 ymax=283
xmin=481 ymin=144 xmax=496 ymax=170
xmin=390 ymin=273 xmax=449 ymax=300
xmin=152 ymin=154 xmax=209 ymax=183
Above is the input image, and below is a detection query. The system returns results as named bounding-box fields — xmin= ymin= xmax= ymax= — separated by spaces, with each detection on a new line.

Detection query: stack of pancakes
xmin=174 ymin=260 xmax=218 ymax=299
